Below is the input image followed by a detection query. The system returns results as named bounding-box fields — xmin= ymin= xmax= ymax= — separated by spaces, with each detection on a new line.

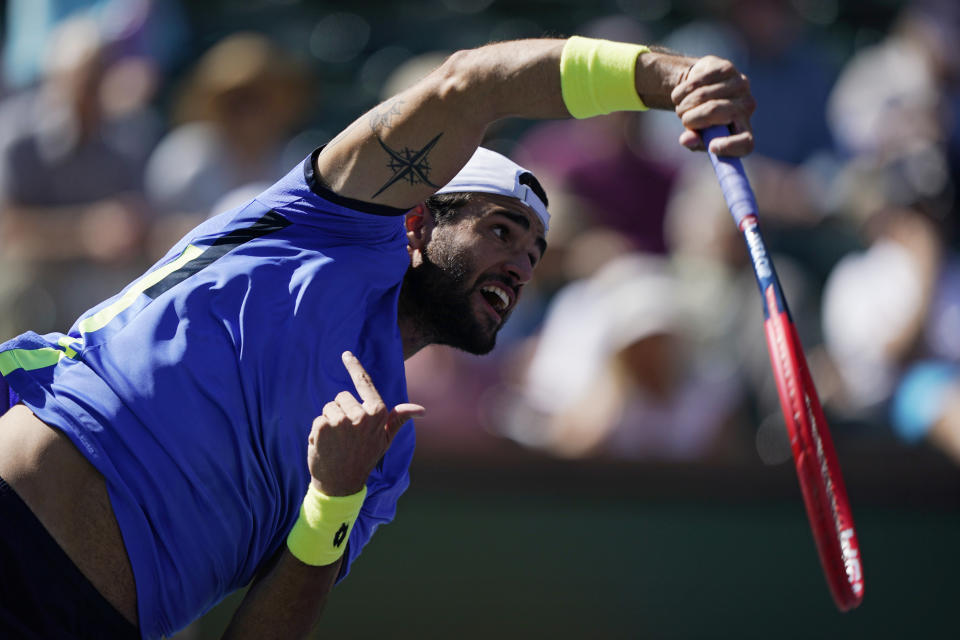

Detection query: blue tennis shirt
xmin=0 ymin=150 xmax=415 ymax=639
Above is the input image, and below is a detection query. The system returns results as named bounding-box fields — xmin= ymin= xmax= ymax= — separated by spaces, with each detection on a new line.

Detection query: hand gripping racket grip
xmin=701 ymin=126 xmax=864 ymax=611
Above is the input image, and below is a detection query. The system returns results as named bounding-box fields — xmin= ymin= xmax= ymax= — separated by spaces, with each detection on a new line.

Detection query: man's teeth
xmin=480 ymin=285 xmax=509 ymax=311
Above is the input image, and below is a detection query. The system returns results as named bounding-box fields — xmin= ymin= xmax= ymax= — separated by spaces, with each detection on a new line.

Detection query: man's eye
xmin=492 ymin=225 xmax=507 ymax=239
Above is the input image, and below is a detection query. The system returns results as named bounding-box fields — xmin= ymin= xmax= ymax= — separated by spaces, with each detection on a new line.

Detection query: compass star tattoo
xmin=372 ymin=133 xmax=443 ymax=198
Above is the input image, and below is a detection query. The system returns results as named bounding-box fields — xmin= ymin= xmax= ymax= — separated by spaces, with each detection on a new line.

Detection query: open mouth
xmin=479 ymin=284 xmax=511 ymax=317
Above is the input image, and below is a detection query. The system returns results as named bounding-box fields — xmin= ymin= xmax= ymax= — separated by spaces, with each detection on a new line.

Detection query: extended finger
xmin=385 ymin=403 xmax=426 ymax=439
xmin=341 ymin=351 xmax=385 ymax=408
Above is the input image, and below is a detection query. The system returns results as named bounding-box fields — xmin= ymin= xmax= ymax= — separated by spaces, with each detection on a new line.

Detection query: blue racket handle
xmin=701 ymin=125 xmax=758 ymax=226
xmin=702 ymin=125 xmax=788 ymax=317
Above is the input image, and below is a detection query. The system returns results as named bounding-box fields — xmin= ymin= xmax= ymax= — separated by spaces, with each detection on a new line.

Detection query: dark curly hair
xmin=424 ymin=171 xmax=548 ymax=226
xmin=423 ymin=192 xmax=473 ymax=225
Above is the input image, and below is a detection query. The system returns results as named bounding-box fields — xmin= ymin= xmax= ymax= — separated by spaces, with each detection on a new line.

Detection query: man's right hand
xmin=671 ymin=55 xmax=756 ymax=157
xmin=307 ymin=351 xmax=425 ymax=497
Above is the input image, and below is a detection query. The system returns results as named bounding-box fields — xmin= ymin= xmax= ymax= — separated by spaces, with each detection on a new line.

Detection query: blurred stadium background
xmin=0 ymin=0 xmax=958 ymax=637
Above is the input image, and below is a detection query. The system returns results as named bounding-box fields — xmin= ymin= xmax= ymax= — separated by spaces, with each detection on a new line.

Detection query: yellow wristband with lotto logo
xmin=286 ymin=483 xmax=367 ymax=566
xmin=560 ymin=36 xmax=650 ymax=119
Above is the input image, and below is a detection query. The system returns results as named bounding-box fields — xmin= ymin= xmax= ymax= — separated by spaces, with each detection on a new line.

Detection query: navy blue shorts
xmin=0 ymin=476 xmax=139 ymax=639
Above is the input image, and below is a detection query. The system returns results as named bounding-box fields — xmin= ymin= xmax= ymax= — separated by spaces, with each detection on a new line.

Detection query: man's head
xmin=400 ymin=149 xmax=549 ymax=355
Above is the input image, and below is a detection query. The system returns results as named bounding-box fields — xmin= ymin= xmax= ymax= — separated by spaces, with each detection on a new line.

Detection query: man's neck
xmin=397 ymin=301 xmax=431 ymax=360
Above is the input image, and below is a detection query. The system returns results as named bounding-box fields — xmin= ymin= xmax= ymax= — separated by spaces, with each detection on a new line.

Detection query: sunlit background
xmin=1 ymin=0 xmax=958 ymax=637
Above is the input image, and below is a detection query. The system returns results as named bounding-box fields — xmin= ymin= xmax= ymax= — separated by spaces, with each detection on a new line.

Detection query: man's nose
xmin=503 ymin=252 xmax=534 ymax=284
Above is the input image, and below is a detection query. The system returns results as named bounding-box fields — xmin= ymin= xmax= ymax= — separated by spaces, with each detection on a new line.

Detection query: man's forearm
xmin=436 ymin=40 xmax=694 ymax=125
xmin=222 ymin=551 xmax=342 ymax=640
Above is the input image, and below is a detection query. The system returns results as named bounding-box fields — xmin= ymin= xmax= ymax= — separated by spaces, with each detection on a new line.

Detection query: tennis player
xmin=0 ymin=37 xmax=753 ymax=639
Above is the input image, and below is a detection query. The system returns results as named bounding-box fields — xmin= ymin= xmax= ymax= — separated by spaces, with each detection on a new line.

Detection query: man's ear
xmin=405 ymin=204 xmax=429 ymax=251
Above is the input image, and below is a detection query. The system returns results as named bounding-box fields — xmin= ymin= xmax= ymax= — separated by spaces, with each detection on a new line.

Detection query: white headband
xmin=434 ymin=147 xmax=550 ymax=232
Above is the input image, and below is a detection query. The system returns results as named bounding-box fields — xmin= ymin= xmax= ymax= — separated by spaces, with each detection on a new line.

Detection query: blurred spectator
xmin=634 ymin=1 xmax=853 ymax=445
xmin=143 ymin=32 xmax=313 ymax=249
xmin=516 ymin=113 xmax=678 ymax=255
xmin=892 ymin=255 xmax=960 ymax=463
xmin=651 ymin=0 xmax=838 ymax=167
xmin=821 ymin=206 xmax=942 ymax=414
xmin=3 ymin=0 xmax=115 ymax=89
xmin=818 ymin=0 xmax=960 ymax=466
xmin=821 ymin=188 xmax=960 ymax=462
xmin=0 ymin=16 xmax=160 ymax=337
xmin=648 ymin=0 xmax=844 ymax=285
xmin=828 ymin=0 xmax=960 ymax=159
xmin=492 ymin=254 xmax=745 ymax=461
xmin=2 ymin=0 xmax=188 ymax=91
xmin=827 ymin=0 xmax=960 ymax=243
xmin=663 ymin=155 xmax=825 ymax=440
xmin=722 ymin=0 xmax=837 ymax=166
xmin=893 ymin=360 xmax=960 ymax=464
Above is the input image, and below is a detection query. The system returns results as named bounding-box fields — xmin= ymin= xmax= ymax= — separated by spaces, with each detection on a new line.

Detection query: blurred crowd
xmin=1 ymin=0 xmax=959 ymax=468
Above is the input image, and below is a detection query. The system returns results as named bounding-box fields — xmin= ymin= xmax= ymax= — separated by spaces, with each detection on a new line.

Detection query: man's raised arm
xmin=315 ymin=37 xmax=754 ymax=210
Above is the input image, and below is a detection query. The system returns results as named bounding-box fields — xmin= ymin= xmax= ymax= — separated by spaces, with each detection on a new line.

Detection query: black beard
xmin=399 ymin=249 xmax=500 ymax=355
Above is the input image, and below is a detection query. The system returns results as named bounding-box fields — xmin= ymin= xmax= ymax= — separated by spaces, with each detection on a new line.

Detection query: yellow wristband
xmin=286 ymin=484 xmax=367 ymax=566
xmin=560 ymin=36 xmax=650 ymax=119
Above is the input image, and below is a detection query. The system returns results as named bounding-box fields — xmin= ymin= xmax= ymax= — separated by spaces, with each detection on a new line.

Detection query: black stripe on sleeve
xmin=143 ymin=209 xmax=291 ymax=299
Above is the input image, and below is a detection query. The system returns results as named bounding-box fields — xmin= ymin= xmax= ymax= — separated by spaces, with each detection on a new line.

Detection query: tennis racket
xmin=701 ymin=125 xmax=864 ymax=611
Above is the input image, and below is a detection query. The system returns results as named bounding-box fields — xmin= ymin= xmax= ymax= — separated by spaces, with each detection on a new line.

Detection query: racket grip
xmin=701 ymin=125 xmax=759 ymax=226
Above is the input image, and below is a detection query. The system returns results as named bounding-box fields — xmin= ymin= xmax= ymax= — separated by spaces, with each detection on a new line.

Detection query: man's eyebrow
xmin=493 ymin=208 xmax=548 ymax=259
